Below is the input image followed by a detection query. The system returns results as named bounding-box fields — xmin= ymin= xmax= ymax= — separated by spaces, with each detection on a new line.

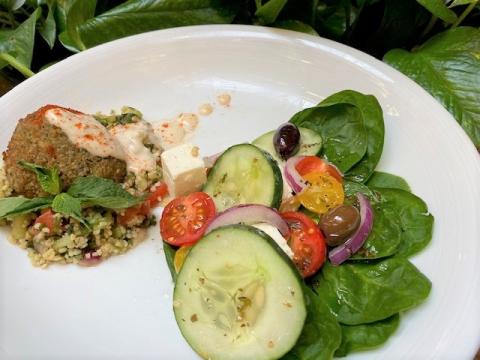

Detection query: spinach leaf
xmin=319 ymin=90 xmax=384 ymax=183
xmin=163 ymin=242 xmax=177 ymax=282
xmin=282 ymin=286 xmax=341 ymax=360
xmin=384 ymin=27 xmax=480 ymax=149
xmin=273 ymin=20 xmax=318 ymax=36
xmin=0 ymin=196 xmax=53 ymax=218
xmin=0 ymin=8 xmax=38 ymax=77
xmin=67 ymin=176 xmax=143 ymax=209
xmin=64 ymin=0 xmax=239 ymax=50
xmin=350 ymin=197 xmax=403 ymax=260
xmin=314 ymin=258 xmax=431 ymax=325
xmin=373 ymin=187 xmax=434 ymax=257
xmin=52 ymin=192 xmax=88 ymax=227
xmin=255 ymin=0 xmax=288 ymax=25
xmin=18 ymin=161 xmax=61 ymax=195
xmin=335 ymin=314 xmax=400 ymax=357
xmin=343 ymin=180 xmax=377 ymax=201
xmin=290 ymin=104 xmax=367 ymax=173
xmin=366 ymin=171 xmax=411 ymax=192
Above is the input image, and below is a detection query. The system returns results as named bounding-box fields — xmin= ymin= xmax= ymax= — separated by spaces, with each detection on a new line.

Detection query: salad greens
xmin=162 ymin=89 xmax=434 ymax=358
xmin=335 ymin=314 xmax=400 ymax=357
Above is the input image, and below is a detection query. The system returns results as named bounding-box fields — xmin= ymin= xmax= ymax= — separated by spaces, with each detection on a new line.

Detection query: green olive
xmin=319 ymin=205 xmax=360 ymax=246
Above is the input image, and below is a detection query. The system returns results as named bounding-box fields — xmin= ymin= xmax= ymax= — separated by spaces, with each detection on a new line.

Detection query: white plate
xmin=0 ymin=25 xmax=479 ymax=359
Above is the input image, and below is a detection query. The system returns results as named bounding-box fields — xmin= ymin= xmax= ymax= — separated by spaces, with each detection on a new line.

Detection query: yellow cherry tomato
xmin=173 ymin=245 xmax=192 ymax=273
xmin=297 ymin=172 xmax=344 ymax=215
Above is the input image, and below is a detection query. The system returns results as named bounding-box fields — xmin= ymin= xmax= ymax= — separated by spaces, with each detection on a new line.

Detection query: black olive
xmin=319 ymin=205 xmax=360 ymax=247
xmin=273 ymin=123 xmax=300 ymax=160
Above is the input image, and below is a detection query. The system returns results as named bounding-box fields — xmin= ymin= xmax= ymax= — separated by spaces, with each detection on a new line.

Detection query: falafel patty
xmin=3 ymin=106 xmax=127 ymax=198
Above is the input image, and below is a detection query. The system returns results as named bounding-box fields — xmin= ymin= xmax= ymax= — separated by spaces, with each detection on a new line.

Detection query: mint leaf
xmin=67 ymin=176 xmax=143 ymax=209
xmin=19 ymin=161 xmax=61 ymax=195
xmin=384 ymin=27 xmax=480 ymax=149
xmin=0 ymin=196 xmax=53 ymax=219
xmin=52 ymin=193 xmax=88 ymax=227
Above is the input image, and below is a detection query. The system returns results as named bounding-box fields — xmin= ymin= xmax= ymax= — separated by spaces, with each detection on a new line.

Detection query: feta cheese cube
xmin=161 ymin=143 xmax=207 ymax=197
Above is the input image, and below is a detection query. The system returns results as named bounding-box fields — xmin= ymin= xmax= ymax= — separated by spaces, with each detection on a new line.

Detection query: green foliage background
xmin=0 ymin=0 xmax=479 ymax=149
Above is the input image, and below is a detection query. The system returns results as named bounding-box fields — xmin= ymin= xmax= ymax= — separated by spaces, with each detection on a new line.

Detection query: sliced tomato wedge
xmin=118 ymin=182 xmax=168 ymax=226
xmin=34 ymin=209 xmax=56 ymax=232
xmin=281 ymin=211 xmax=326 ymax=277
xmin=160 ymin=192 xmax=216 ymax=246
xmin=295 ymin=156 xmax=343 ymax=183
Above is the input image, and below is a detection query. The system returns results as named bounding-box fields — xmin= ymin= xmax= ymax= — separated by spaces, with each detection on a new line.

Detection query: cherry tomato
xmin=297 ymin=172 xmax=344 ymax=215
xmin=281 ymin=211 xmax=326 ymax=277
xmin=118 ymin=182 xmax=168 ymax=226
xmin=296 ymin=156 xmax=343 ymax=183
xmin=160 ymin=192 xmax=216 ymax=246
xmin=34 ymin=209 xmax=56 ymax=232
xmin=173 ymin=245 xmax=192 ymax=273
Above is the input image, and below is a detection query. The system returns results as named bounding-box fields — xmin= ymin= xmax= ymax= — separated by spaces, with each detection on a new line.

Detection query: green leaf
xmin=64 ymin=0 xmax=96 ymax=51
xmin=314 ymin=258 xmax=431 ymax=325
xmin=273 ymin=20 xmax=319 ymax=36
xmin=62 ymin=0 xmax=239 ymax=50
xmin=0 ymin=0 xmax=25 ymax=10
xmin=384 ymin=27 xmax=480 ymax=149
xmin=373 ymin=188 xmax=434 ymax=257
xmin=67 ymin=176 xmax=143 ymax=209
xmin=255 ymin=0 xmax=288 ymax=25
xmin=366 ymin=171 xmax=411 ymax=192
xmin=0 ymin=8 xmax=38 ymax=77
xmin=18 ymin=161 xmax=61 ymax=195
xmin=449 ymin=0 xmax=477 ymax=6
xmin=335 ymin=314 xmax=400 ymax=357
xmin=319 ymin=90 xmax=384 ymax=183
xmin=282 ymin=286 xmax=342 ymax=360
xmin=38 ymin=0 xmax=57 ymax=49
xmin=163 ymin=242 xmax=177 ymax=281
xmin=52 ymin=192 xmax=88 ymax=227
xmin=0 ymin=196 xmax=53 ymax=218
xmin=290 ymin=105 xmax=368 ymax=173
xmin=416 ymin=0 xmax=458 ymax=23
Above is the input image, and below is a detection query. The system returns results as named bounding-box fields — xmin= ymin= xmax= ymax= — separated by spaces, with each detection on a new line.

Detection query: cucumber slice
xmin=173 ymin=225 xmax=306 ymax=360
xmin=252 ymin=127 xmax=322 ymax=163
xmin=203 ymin=144 xmax=283 ymax=211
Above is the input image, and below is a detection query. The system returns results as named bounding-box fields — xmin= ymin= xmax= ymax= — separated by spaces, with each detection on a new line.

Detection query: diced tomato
xmin=146 ymin=182 xmax=168 ymax=208
xmin=295 ymin=156 xmax=343 ymax=183
xmin=34 ymin=209 xmax=56 ymax=232
xmin=160 ymin=192 xmax=216 ymax=246
xmin=281 ymin=211 xmax=326 ymax=277
xmin=118 ymin=182 xmax=168 ymax=226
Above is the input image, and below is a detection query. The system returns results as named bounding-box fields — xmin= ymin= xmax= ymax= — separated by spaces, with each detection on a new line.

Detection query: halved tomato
xmin=118 ymin=182 xmax=168 ymax=226
xmin=160 ymin=192 xmax=216 ymax=246
xmin=296 ymin=156 xmax=343 ymax=183
xmin=281 ymin=211 xmax=326 ymax=277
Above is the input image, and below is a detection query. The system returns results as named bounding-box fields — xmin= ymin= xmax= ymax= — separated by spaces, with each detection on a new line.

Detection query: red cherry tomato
xmin=160 ymin=192 xmax=216 ymax=246
xmin=281 ymin=211 xmax=326 ymax=277
xmin=295 ymin=156 xmax=343 ymax=183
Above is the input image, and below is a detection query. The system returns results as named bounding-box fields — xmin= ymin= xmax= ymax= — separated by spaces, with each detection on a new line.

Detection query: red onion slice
xmin=284 ymin=156 xmax=307 ymax=193
xmin=205 ymin=204 xmax=290 ymax=239
xmin=328 ymin=193 xmax=374 ymax=265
